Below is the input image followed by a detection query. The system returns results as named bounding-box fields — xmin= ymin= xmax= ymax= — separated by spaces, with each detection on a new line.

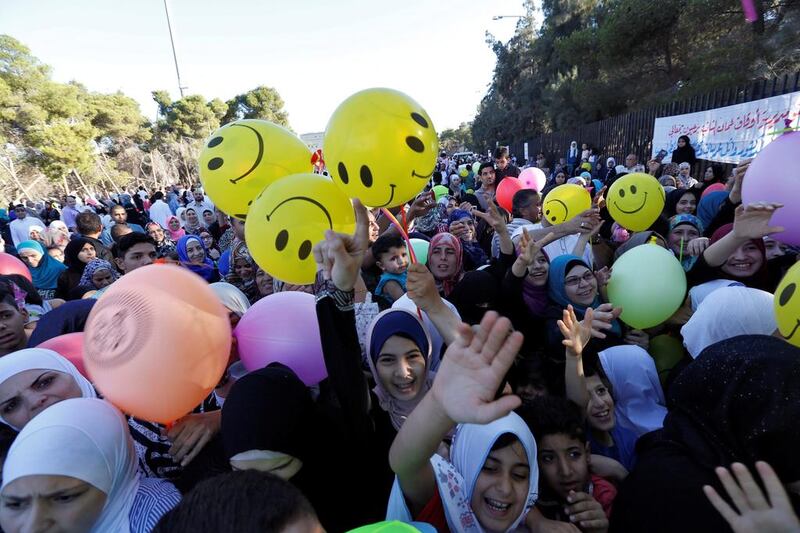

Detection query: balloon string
xmin=380 ymin=207 xmax=423 ymax=320
xmin=679 ymin=237 xmax=684 ymax=263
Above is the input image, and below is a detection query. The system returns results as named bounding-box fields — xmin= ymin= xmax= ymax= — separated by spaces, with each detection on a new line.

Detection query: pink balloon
xmin=518 ymin=167 xmax=546 ymax=191
xmin=701 ymin=183 xmax=726 ymax=198
xmin=39 ymin=333 xmax=87 ymax=378
xmin=741 ymin=132 xmax=800 ymax=245
xmin=0 ymin=253 xmax=32 ymax=282
xmin=234 ymin=291 xmax=326 ymax=385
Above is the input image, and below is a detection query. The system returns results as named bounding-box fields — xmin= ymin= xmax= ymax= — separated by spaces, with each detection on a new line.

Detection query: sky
xmin=0 ymin=0 xmax=526 ymax=134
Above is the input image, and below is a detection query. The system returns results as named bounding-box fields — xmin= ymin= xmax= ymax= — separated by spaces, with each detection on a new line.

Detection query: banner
xmin=651 ymin=91 xmax=800 ymax=164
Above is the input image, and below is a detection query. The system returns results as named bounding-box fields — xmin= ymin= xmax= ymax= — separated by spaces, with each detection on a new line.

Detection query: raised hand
xmin=732 ymin=203 xmax=784 ymax=240
xmin=729 ymin=158 xmax=751 ymax=205
xmin=312 ymin=199 xmax=370 ymax=292
xmin=473 ymin=199 xmax=508 ymax=233
xmin=594 ymin=266 xmax=612 ymax=287
xmin=558 ymin=305 xmax=594 ymax=356
xmin=623 ymin=329 xmax=649 ymax=350
xmin=431 ymin=311 xmax=523 ymax=425
xmin=513 ymin=229 xmax=556 ymax=278
xmin=406 ymin=262 xmax=439 ymax=312
xmin=408 ymin=192 xmax=435 ymax=221
xmin=686 ymin=237 xmax=710 ymax=257
xmin=564 ymin=491 xmax=609 ymax=533
xmin=703 ymin=461 xmax=800 ymax=533
xmin=589 ymin=303 xmax=622 ymax=339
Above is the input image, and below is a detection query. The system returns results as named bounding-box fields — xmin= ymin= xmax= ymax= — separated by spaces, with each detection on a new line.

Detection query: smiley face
xmin=542 ymin=184 xmax=591 ymax=225
xmin=199 ymin=119 xmax=312 ymax=219
xmin=324 ymin=88 xmax=438 ymax=208
xmin=245 ymin=173 xmax=356 ymax=285
xmin=775 ymin=262 xmax=800 ymax=348
xmin=607 ymin=173 xmax=665 ymax=231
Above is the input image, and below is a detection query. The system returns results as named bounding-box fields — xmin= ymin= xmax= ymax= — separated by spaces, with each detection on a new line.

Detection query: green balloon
xmin=347 ymin=521 xmax=424 ymax=533
xmin=409 ymin=238 xmax=429 ymax=265
xmin=607 ymin=244 xmax=686 ymax=329
xmin=472 ymin=161 xmax=481 ymax=174
xmin=432 ymin=185 xmax=449 ymax=200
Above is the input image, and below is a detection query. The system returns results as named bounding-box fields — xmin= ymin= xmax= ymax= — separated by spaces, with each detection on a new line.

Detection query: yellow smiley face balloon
xmin=245 ymin=173 xmax=356 ymax=285
xmin=607 ymin=173 xmax=666 ymax=231
xmin=199 ymin=119 xmax=312 ymax=219
xmin=542 ymin=184 xmax=591 ymax=225
xmin=324 ymin=88 xmax=438 ymax=208
xmin=775 ymin=261 xmax=800 ymax=348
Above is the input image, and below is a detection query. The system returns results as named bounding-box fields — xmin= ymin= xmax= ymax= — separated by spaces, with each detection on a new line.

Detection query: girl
xmin=15 ymin=240 xmax=66 ymax=300
xmin=165 ymin=216 xmax=186 ymax=241
xmin=78 ymin=258 xmax=120 ymax=291
xmin=146 ymin=221 xmax=177 ymax=258
xmin=670 ymin=135 xmax=697 ymax=167
xmin=176 ymin=235 xmax=219 ymax=282
xmin=199 ymin=229 xmax=221 ymax=261
xmin=665 ymin=188 xmax=701 ymax=217
xmin=56 ymin=238 xmax=96 ymax=300
xmin=667 ymin=214 xmax=704 ymax=271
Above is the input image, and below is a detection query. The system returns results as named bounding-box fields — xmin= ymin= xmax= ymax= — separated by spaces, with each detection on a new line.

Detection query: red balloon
xmin=495 ymin=177 xmax=524 ymax=213
xmin=0 ymin=253 xmax=32 ymax=282
xmin=38 ymin=333 xmax=87 ymax=378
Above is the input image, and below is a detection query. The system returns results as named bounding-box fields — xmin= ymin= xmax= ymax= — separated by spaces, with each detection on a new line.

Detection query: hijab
xmin=165 ymin=216 xmax=186 ymax=241
xmin=78 ymin=258 xmax=120 ymax=290
xmin=569 ymin=141 xmax=578 ymax=158
xmin=688 ymin=279 xmax=745 ymax=311
xmin=427 ymin=232 xmax=464 ymax=297
xmin=391 ymin=294 xmax=459 ymax=373
xmin=665 ymin=188 xmax=701 ymax=217
xmin=668 ymin=214 xmax=704 ymax=271
xmin=696 ymin=190 xmax=728 ymax=230
xmin=183 ymin=207 xmax=204 ymax=234
xmin=387 ymin=412 xmax=539 ymax=533
xmin=680 ymin=286 xmax=776 ymax=358
xmin=176 ymin=235 xmax=215 ymax=282
xmin=365 ymin=309 xmax=433 ymax=431
xmin=598 ymin=345 xmax=667 ymax=437
xmin=16 ymin=240 xmax=66 ymax=290
xmin=225 ymin=240 xmax=258 ymax=299
xmin=175 ymin=207 xmax=187 ymax=226
xmin=670 ymin=135 xmax=696 ymax=165
xmin=2 ymin=398 xmax=140 ymax=533
xmin=521 ymin=249 xmax=550 ymax=317
xmin=209 ymin=282 xmax=251 ymax=317
xmin=547 ymin=254 xmax=621 ymax=335
xmin=446 ymin=270 xmax=499 ymax=325
xmin=709 ymin=223 xmax=769 ymax=289
xmin=0 ymin=348 xmax=96 ymax=430
xmin=64 ymin=237 xmax=94 ymax=274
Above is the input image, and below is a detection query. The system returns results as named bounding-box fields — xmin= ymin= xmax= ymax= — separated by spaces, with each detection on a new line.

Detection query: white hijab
xmin=688 ymin=279 xmax=745 ymax=311
xmin=598 ymin=345 xmax=667 ymax=437
xmin=681 ymin=286 xmax=777 ymax=358
xmin=0 ymin=348 xmax=96 ymax=430
xmin=2 ymin=398 xmax=139 ymax=533
xmin=209 ymin=282 xmax=251 ymax=317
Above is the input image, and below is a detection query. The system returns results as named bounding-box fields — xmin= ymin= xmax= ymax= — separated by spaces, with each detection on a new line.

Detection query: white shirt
xmin=148 ymin=200 xmax=173 ymax=228
xmin=511 ymin=223 xmax=594 ymax=267
xmin=9 ymin=217 xmax=46 ymax=247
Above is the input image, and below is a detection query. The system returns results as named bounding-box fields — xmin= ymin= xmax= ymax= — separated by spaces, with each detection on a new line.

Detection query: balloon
xmin=542 ymin=184 xmax=591 ymax=225
xmin=701 ymin=183 xmax=726 ymax=198
xmin=347 ymin=521 xmax=428 ymax=533
xmin=432 ymin=185 xmax=449 ymax=200
xmin=245 ymin=173 xmax=356 ymax=285
xmin=606 ymin=173 xmax=665 ymax=231
xmin=648 ymin=334 xmax=685 ymax=386
xmin=741 ymin=131 xmax=800 ymax=245
xmin=39 ymin=333 xmax=87 ymax=378
xmin=775 ymin=261 xmax=800 ymax=348
xmin=495 ymin=177 xmax=524 ymax=213
xmin=409 ymin=238 xmax=429 ymax=264
xmin=459 ymin=167 xmax=469 ymax=178
xmin=518 ymin=167 xmax=546 ymax=191
xmin=607 ymin=244 xmax=687 ymax=329
xmin=472 ymin=161 xmax=481 ymax=174
xmin=324 ymin=88 xmax=438 ymax=208
xmin=0 ymin=253 xmax=32 ymax=282
xmin=234 ymin=291 xmax=325 ymax=385
xmin=83 ymin=265 xmax=230 ymax=424
xmin=199 ymin=119 xmax=312 ymax=219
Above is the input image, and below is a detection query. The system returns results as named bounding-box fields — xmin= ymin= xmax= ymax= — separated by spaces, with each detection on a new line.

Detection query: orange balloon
xmin=83 ymin=264 xmax=230 ymax=423
xmin=39 ymin=333 xmax=87 ymax=378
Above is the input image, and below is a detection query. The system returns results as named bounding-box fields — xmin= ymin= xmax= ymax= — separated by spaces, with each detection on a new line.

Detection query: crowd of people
xmin=0 ymin=138 xmax=797 ymax=533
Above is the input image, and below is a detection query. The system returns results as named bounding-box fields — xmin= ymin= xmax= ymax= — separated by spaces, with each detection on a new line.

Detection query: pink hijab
xmin=165 ymin=216 xmax=186 ymax=241
xmin=427 ymin=232 xmax=464 ymax=297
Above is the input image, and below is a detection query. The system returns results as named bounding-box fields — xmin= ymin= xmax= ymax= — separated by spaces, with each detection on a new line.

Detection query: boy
xmin=520 ymin=396 xmax=615 ymax=531
xmin=371 ymin=233 xmax=409 ymax=307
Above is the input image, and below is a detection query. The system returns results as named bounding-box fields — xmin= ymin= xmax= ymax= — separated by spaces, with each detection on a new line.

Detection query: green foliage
xmin=440 ymin=122 xmax=474 ymax=153
xmin=222 ymin=85 xmax=290 ymax=127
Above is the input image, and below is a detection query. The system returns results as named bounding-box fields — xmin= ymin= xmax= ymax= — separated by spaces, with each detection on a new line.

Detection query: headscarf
xmin=696 ymin=190 xmax=728 ymax=229
xmin=77 ymin=258 xmax=120 ymax=290
xmin=664 ymin=335 xmax=800 ymax=481
xmin=446 ymin=270 xmax=498 ymax=325
xmin=183 ymin=207 xmax=204 ymax=234
xmin=427 ymin=232 xmax=464 ymax=297
xmin=209 ymin=282 xmax=251 ymax=317
xmin=165 ymin=216 xmax=185 ymax=241
xmin=176 ymin=235 xmax=215 ymax=282
xmin=63 ymin=237 xmax=94 ymax=274
xmin=665 ymin=188 xmax=701 ymax=217
xmin=387 ymin=412 xmax=539 ymax=533
xmin=15 ymin=240 xmax=66 ymax=290
xmin=413 ymin=201 xmax=448 ymax=235
xmin=668 ymin=214 xmax=704 ymax=271
xmin=521 ymin=249 xmax=550 ymax=317
xmin=0 ymin=348 xmax=96 ymax=430
xmin=598 ymin=345 xmax=667 ymax=437
xmin=28 ymin=224 xmax=44 ymax=240
xmin=606 ymin=157 xmax=616 ymax=168
xmin=175 ymin=207 xmax=187 ymax=226
xmin=547 ymin=254 xmax=621 ymax=335
xmin=670 ymin=135 xmax=696 ymax=166
xmin=709 ymin=223 xmax=768 ymax=289
xmin=365 ymin=309 xmax=433 ymax=431
xmin=448 ymin=209 xmax=488 ymax=267
xmin=680 ymin=286 xmax=776 ymax=358
xmin=2 ymin=398 xmax=140 ymax=533
xmin=225 ymin=241 xmax=258 ymax=299
xmin=688 ymin=279 xmax=745 ymax=311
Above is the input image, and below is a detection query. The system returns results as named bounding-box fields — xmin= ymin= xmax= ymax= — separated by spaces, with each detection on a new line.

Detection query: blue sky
xmin=0 ymin=0 xmax=526 ymax=134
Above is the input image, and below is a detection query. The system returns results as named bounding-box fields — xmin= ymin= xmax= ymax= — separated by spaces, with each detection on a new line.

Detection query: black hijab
xmin=446 ymin=270 xmax=499 ymax=325
xmin=671 ymin=135 xmax=697 ymax=166
xmin=664 ymin=188 xmax=701 ymax=218
xmin=63 ymin=238 xmax=93 ymax=274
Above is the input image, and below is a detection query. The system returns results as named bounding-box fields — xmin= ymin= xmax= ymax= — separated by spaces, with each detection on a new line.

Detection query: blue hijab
xmin=547 ymin=254 xmax=621 ymax=336
xmin=15 ymin=240 xmax=66 ymax=290
xmin=176 ymin=235 xmax=216 ymax=281
xmin=696 ymin=190 xmax=728 ymax=230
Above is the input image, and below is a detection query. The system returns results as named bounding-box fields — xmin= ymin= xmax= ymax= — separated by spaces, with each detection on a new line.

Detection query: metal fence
xmin=508 ymin=71 xmax=800 ymax=170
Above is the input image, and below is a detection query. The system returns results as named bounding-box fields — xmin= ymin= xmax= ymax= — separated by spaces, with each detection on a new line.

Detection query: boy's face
xmin=538 ymin=433 xmax=591 ymax=500
xmin=0 ymin=302 xmax=28 ymax=357
xmin=377 ymin=246 xmax=409 ymax=275
xmin=116 ymin=243 xmax=157 ymax=274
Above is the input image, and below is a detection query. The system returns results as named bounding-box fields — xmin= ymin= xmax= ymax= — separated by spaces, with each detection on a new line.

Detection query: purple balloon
xmin=742 ymin=132 xmax=800 ymax=246
xmin=519 ymin=167 xmax=546 ymax=191
xmin=234 ymin=291 xmax=326 ymax=385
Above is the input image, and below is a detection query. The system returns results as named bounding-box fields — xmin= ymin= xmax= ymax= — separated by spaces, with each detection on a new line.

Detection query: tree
xmin=222 ymin=85 xmax=290 ymax=127
xmin=86 ymin=91 xmax=151 ymax=149
xmin=440 ymin=122 xmax=474 ymax=153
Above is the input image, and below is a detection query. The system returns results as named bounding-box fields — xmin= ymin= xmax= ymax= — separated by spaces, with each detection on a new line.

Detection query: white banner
xmin=651 ymin=91 xmax=800 ymax=164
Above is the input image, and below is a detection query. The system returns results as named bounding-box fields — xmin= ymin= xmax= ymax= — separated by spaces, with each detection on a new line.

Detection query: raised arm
xmin=406 ymin=263 xmax=460 ymax=346
xmin=702 ymin=203 xmax=783 ymax=267
xmin=558 ymin=305 xmax=595 ymax=414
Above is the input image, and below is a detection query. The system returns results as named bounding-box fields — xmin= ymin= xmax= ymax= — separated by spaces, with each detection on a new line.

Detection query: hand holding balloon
xmin=312 ymin=199 xmax=370 ymax=292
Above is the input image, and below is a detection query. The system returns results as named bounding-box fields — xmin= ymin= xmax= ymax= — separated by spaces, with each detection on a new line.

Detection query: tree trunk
xmin=0 ymin=156 xmax=35 ymax=200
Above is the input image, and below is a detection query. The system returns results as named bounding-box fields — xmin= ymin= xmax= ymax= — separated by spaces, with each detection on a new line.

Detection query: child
xmin=371 ymin=233 xmax=409 ymax=307
xmin=508 ymin=356 xmax=550 ymax=405
xmin=520 ymin=395 xmax=616 ymax=530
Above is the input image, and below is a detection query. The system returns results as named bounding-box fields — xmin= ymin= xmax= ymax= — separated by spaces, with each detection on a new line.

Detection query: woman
xmin=665 ymin=188 xmax=701 ymax=217
xmin=427 ymin=232 xmax=464 ymax=298
xmin=146 ymin=221 xmax=177 ymax=258
xmin=667 ymin=214 xmax=704 ymax=271
xmin=165 ymin=216 xmax=186 ymax=241
xmin=701 ymin=164 xmax=725 ymax=188
xmin=202 ymin=209 xmax=216 ymax=228
xmin=670 ymin=135 xmax=697 ymax=167
xmin=447 ymin=209 xmax=487 ymax=270
xmin=602 ymin=158 xmax=617 ymax=183
xmin=15 ymin=240 xmax=66 ymax=300
xmin=176 ymin=235 xmax=219 ymax=282
xmin=680 ymin=286 xmax=777 ymax=359
xmin=183 ymin=207 xmax=204 ymax=235
xmin=0 ymin=398 xmax=181 ymax=533
xmin=47 ymin=220 xmax=71 ymax=251
xmin=199 ymin=229 xmax=221 ymax=261
xmin=225 ymin=241 xmax=258 ymax=302
xmin=610 ymin=335 xmax=800 ymax=532
xmin=255 ymin=267 xmax=274 ymax=298
xmin=56 ymin=238 xmax=96 ymax=300
xmin=78 ymin=258 xmax=120 ymax=291
xmin=27 ymin=225 xmax=47 ymax=246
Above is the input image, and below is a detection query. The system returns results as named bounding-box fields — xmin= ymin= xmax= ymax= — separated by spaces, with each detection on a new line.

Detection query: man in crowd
xmin=114 ymin=232 xmax=157 ymax=274
xmin=186 ymin=187 xmax=214 ymax=214
xmin=148 ymin=191 xmax=173 ymax=228
xmin=624 ymin=153 xmax=645 ymax=174
xmin=60 ymin=195 xmax=82 ymax=232
xmin=9 ymin=205 xmax=45 ymax=247
xmin=494 ymin=146 xmax=520 ymax=185
xmin=110 ymin=204 xmax=145 ymax=234
xmin=39 ymin=201 xmax=61 ymax=226
xmin=75 ymin=212 xmax=114 ymax=263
